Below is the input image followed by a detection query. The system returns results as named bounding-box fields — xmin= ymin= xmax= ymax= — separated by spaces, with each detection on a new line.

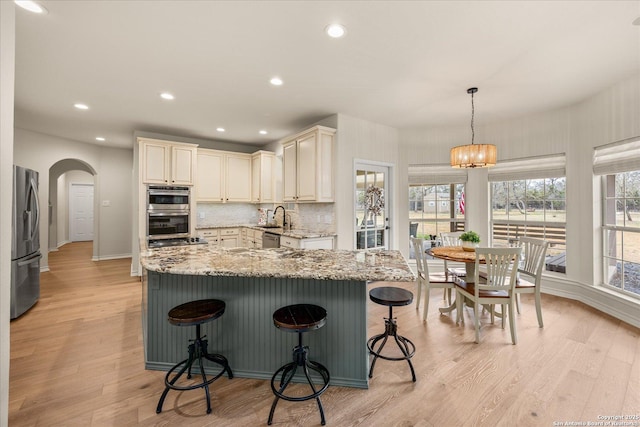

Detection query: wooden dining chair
xmin=513 ymin=237 xmax=549 ymax=328
xmin=439 ymin=231 xmax=466 ymax=277
xmin=455 ymin=246 xmax=522 ymax=344
xmin=411 ymin=237 xmax=456 ymax=321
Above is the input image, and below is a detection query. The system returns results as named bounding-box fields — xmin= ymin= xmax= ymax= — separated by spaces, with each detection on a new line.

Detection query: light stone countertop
xmin=140 ymin=245 xmax=415 ymax=282
xmin=196 ymin=224 xmax=336 ymax=239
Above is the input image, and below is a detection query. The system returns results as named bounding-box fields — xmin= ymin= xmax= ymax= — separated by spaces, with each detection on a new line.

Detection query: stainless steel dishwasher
xmin=262 ymin=232 xmax=280 ymax=248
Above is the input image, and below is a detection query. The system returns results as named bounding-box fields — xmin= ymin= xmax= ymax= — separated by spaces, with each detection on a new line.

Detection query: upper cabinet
xmin=140 ymin=139 xmax=197 ymax=186
xmin=196 ymin=149 xmax=225 ymax=201
xmin=282 ymin=125 xmax=335 ymax=202
xmin=196 ymin=149 xmax=252 ymax=202
xmin=251 ymin=151 xmax=275 ymax=203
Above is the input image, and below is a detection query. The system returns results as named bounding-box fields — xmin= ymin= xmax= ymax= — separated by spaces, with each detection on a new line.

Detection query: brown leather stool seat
xmin=268 ymin=304 xmax=330 ymax=426
xmin=367 ymin=287 xmax=417 ymax=382
xmin=156 ymin=299 xmax=233 ymax=415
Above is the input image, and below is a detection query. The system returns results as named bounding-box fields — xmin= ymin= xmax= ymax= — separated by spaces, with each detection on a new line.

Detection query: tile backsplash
xmin=196 ymin=203 xmax=335 ymax=234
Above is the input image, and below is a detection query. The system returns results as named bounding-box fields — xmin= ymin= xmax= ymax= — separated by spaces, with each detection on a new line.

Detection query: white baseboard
xmin=57 ymin=240 xmax=70 ymax=249
xmin=542 ymin=275 xmax=640 ymax=329
xmin=91 ymin=253 xmax=132 ymax=262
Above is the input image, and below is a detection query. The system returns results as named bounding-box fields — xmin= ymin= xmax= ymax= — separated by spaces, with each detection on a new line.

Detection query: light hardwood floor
xmin=9 ymin=242 xmax=640 ymax=426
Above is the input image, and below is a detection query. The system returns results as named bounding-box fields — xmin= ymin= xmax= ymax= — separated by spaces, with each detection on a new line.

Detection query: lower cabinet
xmin=219 ymin=228 xmax=240 ymax=248
xmin=280 ymin=236 xmax=334 ymax=249
xmin=197 ymin=229 xmax=220 ymax=246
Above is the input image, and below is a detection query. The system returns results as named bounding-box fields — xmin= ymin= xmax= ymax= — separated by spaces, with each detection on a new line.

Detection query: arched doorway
xmin=48 ymin=159 xmax=98 ymax=265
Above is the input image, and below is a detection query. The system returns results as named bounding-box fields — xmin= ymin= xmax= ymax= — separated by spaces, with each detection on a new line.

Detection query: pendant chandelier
xmin=450 ymin=87 xmax=497 ymax=168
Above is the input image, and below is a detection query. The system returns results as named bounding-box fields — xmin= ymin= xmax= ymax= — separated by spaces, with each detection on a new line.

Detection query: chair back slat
xmin=440 ymin=231 xmax=463 ymax=247
xmin=475 ymin=247 xmax=522 ymax=294
xmin=411 ymin=237 xmax=428 ymax=278
xmin=516 ymin=237 xmax=549 ymax=282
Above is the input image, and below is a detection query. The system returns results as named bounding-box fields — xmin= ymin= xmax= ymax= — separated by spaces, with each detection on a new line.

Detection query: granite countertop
xmin=140 ymin=245 xmax=415 ymax=282
xmin=196 ymin=224 xmax=336 ymax=239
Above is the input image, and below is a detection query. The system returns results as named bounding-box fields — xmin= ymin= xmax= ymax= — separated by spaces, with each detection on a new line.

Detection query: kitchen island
xmin=140 ymin=245 xmax=415 ymax=388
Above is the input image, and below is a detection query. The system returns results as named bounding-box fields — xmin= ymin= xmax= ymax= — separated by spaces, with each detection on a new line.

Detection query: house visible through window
xmin=409 ymin=183 xmax=465 ymax=259
xmin=408 ymin=164 xmax=468 ymax=260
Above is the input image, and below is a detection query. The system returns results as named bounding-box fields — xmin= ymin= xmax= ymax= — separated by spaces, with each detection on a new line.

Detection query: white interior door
xmin=355 ymin=163 xmax=390 ymax=250
xmin=69 ymin=183 xmax=94 ymax=242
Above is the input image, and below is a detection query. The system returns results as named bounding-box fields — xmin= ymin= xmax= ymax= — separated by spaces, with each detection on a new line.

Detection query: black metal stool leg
xmin=156 ymin=343 xmax=196 ymax=414
xmin=367 ymin=305 xmax=416 ymax=382
xmin=393 ymin=333 xmax=417 ymax=382
xmin=302 ymin=360 xmax=326 ymax=425
xmin=268 ymin=331 xmax=330 ymax=426
xmin=157 ymin=323 xmax=233 ymax=414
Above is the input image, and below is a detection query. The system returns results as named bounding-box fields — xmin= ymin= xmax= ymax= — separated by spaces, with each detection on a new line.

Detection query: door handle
xmin=18 ymin=253 xmax=42 ymax=267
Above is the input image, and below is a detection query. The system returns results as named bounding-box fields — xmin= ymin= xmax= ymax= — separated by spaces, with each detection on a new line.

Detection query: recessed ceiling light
xmin=270 ymin=77 xmax=283 ymax=86
xmin=325 ymin=24 xmax=346 ymax=38
xmin=14 ymin=1 xmax=48 ymax=14
xmin=96 ymin=137 xmax=105 ymax=141
xmin=216 ymin=127 xmax=225 ymax=132
xmin=259 ymin=130 xmax=268 ymax=135
xmin=160 ymin=92 xmax=175 ymax=100
xmin=74 ymin=103 xmax=89 ymax=110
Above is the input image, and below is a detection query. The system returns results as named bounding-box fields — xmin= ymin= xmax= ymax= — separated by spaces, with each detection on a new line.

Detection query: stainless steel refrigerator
xmin=11 ymin=165 xmax=41 ymax=319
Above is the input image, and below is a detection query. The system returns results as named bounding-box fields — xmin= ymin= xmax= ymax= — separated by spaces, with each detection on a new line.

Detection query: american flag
xmin=459 ymin=191 xmax=465 ymax=214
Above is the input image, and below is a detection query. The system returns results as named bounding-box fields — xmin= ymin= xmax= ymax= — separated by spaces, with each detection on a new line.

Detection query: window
xmin=595 ymin=137 xmax=640 ymax=298
xmin=489 ymin=154 xmax=566 ymax=273
xmin=409 ymin=183 xmax=465 ymax=260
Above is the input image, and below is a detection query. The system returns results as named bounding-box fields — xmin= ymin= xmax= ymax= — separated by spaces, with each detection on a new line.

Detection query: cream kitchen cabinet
xmin=244 ymin=228 xmax=263 ymax=248
xmin=281 ymin=126 xmax=335 ymax=202
xmin=280 ymin=235 xmax=334 ymax=249
xmin=219 ymin=227 xmax=240 ymax=248
xmin=140 ymin=139 xmax=197 ymax=186
xmin=251 ymin=151 xmax=275 ymax=203
xmin=196 ymin=149 xmax=251 ymax=203
xmin=197 ymin=228 xmax=220 ymax=246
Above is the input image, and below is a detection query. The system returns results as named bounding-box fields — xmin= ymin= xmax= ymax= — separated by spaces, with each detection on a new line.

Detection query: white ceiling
xmin=13 ymin=0 xmax=640 ymax=149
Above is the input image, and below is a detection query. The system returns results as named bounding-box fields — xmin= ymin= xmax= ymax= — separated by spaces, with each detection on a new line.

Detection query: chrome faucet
xmin=274 ymin=205 xmax=287 ymax=228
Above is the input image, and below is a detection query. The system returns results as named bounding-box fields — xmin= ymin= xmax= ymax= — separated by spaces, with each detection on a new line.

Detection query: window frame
xmin=600 ymin=172 xmax=640 ymax=300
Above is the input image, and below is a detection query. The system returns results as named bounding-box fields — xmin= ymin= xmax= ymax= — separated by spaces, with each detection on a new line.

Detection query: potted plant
xmin=459 ymin=231 xmax=480 ymax=252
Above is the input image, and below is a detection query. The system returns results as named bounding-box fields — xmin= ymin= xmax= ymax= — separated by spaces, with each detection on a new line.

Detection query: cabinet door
xmin=226 ymin=154 xmax=252 ymax=202
xmin=252 ymin=152 xmax=275 ymax=203
xmin=300 ymin=237 xmax=334 ymax=249
xmin=251 ymin=154 xmax=261 ymax=203
xmin=142 ymin=142 xmax=169 ymax=184
xmin=296 ymin=133 xmax=317 ymax=201
xmin=171 ymin=145 xmax=196 ymax=185
xmin=196 ymin=150 xmax=225 ymax=202
xmin=282 ymin=142 xmax=298 ymax=202
xmin=220 ymin=235 xmax=239 ymax=248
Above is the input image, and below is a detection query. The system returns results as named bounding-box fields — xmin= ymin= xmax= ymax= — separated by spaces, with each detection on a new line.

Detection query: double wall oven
xmin=147 ymin=186 xmax=190 ymax=246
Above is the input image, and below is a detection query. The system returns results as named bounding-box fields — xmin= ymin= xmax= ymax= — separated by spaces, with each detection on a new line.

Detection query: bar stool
xmin=268 ymin=304 xmax=330 ymax=426
xmin=156 ymin=299 xmax=233 ymax=414
xmin=367 ymin=286 xmax=416 ymax=382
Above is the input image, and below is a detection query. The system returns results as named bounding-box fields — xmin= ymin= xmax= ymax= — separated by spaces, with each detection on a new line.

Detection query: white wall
xmin=334 ymin=114 xmax=400 ymax=250
xmin=13 ymin=128 xmax=133 ymax=268
xmin=0 ymin=3 xmax=15 ymax=425
xmin=399 ymin=73 xmax=640 ymax=327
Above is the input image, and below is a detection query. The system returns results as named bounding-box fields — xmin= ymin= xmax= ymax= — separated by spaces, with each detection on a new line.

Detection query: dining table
xmin=428 ymin=246 xmax=485 ymax=314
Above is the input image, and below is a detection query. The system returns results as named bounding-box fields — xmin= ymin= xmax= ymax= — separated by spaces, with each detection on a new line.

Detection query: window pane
xmin=492 ymin=176 xmax=566 ymax=273
xmin=602 ymin=173 xmax=640 ymax=297
xmin=625 ymin=199 xmax=640 ymax=228
xmin=408 ymin=182 xmax=465 ymax=259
